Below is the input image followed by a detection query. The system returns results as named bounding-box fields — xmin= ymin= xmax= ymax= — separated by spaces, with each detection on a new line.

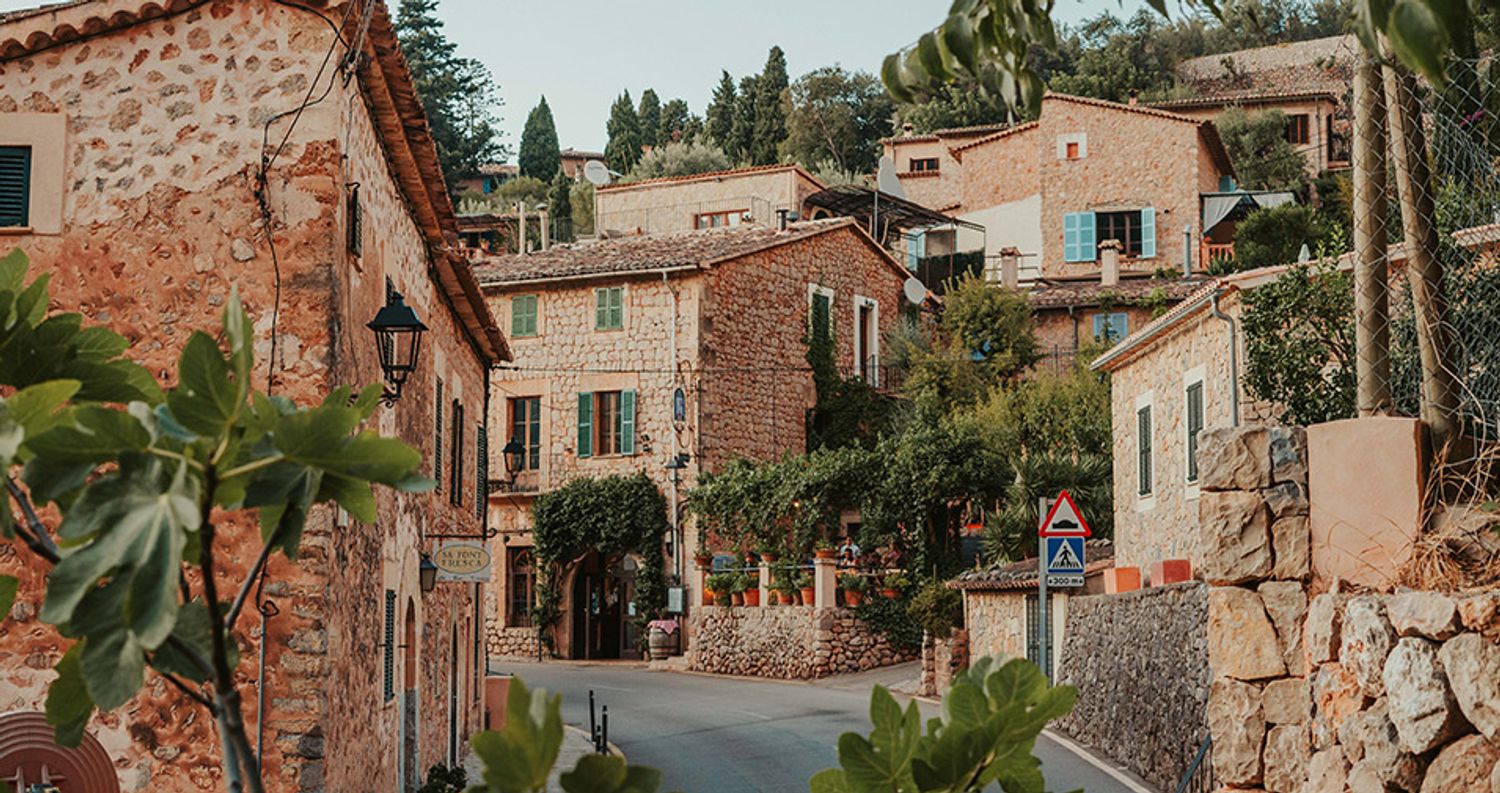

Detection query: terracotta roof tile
xmin=472 ymin=218 xmax=888 ymax=286
xmin=595 ymin=163 xmax=823 ymax=193
xmin=949 ymin=121 xmax=1040 ymax=158
xmin=881 ymin=122 xmax=1012 ymax=145
xmin=1175 ymin=35 xmax=1356 ymax=100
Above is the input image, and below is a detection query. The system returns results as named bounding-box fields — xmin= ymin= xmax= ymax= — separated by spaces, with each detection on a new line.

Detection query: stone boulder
xmin=1306 ymin=593 xmax=1349 ymax=665
xmin=1420 ymin=734 xmax=1500 ymax=793
xmin=1264 ymin=677 xmax=1309 ymax=725
xmin=1199 ymin=491 xmax=1273 ymax=585
xmin=1208 ymin=677 xmax=1265 ymax=786
xmin=1307 ymin=748 xmax=1350 ymax=792
xmin=1209 ymin=586 xmax=1287 ymax=680
xmin=1438 ymin=633 xmax=1500 ymax=741
xmin=1337 ymin=700 xmax=1422 ymax=792
xmin=1269 ymin=425 xmax=1307 ymax=485
xmin=1271 ymin=516 xmax=1311 ymax=582
xmin=1459 ymin=593 xmax=1500 ymax=641
xmin=1388 ymin=592 xmax=1462 ymax=641
xmin=1264 ymin=724 xmax=1309 ymax=793
xmin=1199 ymin=425 xmax=1273 ymax=490
xmin=1491 ymin=754 xmax=1500 ymax=793
xmin=1264 ymin=481 xmax=1309 ymax=519
xmin=1342 ymin=596 xmax=1397 ymax=697
xmin=1260 ymin=581 xmax=1307 ymax=672
xmin=1384 ymin=637 xmax=1471 ymax=754
xmin=1313 ymin=662 xmax=1365 ymax=750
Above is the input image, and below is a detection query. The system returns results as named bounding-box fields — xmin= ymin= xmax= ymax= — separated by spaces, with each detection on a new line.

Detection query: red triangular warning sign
xmin=1039 ymin=490 xmax=1092 ymax=537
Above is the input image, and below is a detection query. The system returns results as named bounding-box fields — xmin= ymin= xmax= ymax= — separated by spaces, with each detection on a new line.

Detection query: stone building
xmin=946 ymin=93 xmax=1236 ymax=281
xmin=559 ymin=147 xmax=605 ymax=180
xmin=0 ymin=2 xmax=507 ymax=792
xmin=592 ymin=163 xmax=825 ymax=237
xmin=472 ymin=218 xmax=911 ymax=660
xmin=878 ymin=122 xmax=1011 ymax=212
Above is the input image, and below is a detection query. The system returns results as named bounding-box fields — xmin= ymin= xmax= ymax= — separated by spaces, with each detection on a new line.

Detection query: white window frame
xmin=1135 ymin=390 xmax=1156 ymax=512
xmin=1056 ymin=132 xmax=1088 ymax=161
xmin=852 ymin=295 xmax=880 ymax=385
xmin=1183 ymin=365 xmax=1206 ymax=502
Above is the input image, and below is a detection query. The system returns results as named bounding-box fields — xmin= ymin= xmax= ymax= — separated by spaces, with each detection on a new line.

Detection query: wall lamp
xmin=367 ymin=291 xmax=428 ymax=406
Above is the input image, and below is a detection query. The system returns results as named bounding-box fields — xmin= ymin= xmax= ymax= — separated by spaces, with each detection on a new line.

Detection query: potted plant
xmin=773 ymin=565 xmax=795 ymax=605
xmin=796 ymin=572 xmax=815 ymax=606
xmin=882 ymin=571 xmax=910 ymax=600
xmin=693 ymin=543 xmax=713 ymax=571
xmin=730 ymin=572 xmax=749 ymax=606
xmin=813 ymin=538 xmax=837 ymax=560
xmin=744 ymin=573 xmax=761 ymax=607
xmin=706 ymin=573 xmax=735 ymax=607
xmin=757 ymin=542 xmax=780 ymax=564
xmin=839 ymin=573 xmax=867 ymax=607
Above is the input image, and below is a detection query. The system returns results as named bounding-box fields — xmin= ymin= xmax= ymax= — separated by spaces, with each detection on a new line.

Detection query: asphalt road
xmin=488 ymin=659 xmax=1155 ymax=793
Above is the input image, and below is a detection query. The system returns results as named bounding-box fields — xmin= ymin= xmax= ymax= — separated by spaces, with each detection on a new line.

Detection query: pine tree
xmin=659 ymin=98 xmax=691 ymax=145
xmin=548 ymin=169 xmax=574 ymax=242
xmin=518 ymin=96 xmax=561 ymax=179
xmin=605 ymin=91 xmax=642 ymax=173
xmin=750 ymin=46 xmax=789 ymax=165
xmin=730 ymin=75 xmax=758 ymax=165
xmin=637 ymin=89 xmax=662 ymax=150
xmin=396 ymin=0 xmax=506 ymax=183
xmin=705 ymin=71 xmax=737 ymax=151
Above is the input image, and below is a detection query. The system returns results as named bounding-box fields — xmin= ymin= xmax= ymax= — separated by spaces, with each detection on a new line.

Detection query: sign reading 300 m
xmin=433 ymin=541 xmax=492 ymax=582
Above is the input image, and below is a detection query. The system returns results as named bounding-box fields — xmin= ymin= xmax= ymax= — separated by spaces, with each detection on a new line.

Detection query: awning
xmin=804 ymin=185 xmax=984 ymax=240
xmin=1201 ymin=190 xmax=1298 ymax=232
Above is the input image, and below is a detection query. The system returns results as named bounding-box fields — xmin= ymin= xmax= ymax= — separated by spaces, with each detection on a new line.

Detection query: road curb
xmin=564 ymin=724 xmax=624 ymax=760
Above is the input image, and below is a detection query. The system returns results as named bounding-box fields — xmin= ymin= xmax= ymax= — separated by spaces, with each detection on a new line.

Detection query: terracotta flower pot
xmin=715 ymin=591 xmax=732 ymax=607
xmin=744 ymin=588 xmax=761 ymax=607
xmin=731 ymin=591 xmax=745 ymax=607
xmin=703 ymin=589 xmax=715 ymax=607
xmin=814 ymin=549 xmax=837 ymax=559
xmin=761 ymin=552 xmax=779 ymax=563
xmin=777 ymin=591 xmax=794 ymax=605
xmin=694 ymin=554 xmax=713 ymax=570
xmin=882 ymin=588 xmax=900 ymax=599
xmin=844 ymin=589 xmax=863 ymax=607
xmin=800 ymin=586 xmax=815 ymax=605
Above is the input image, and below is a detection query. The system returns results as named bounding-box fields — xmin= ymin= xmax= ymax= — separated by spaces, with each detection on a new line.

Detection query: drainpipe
xmin=665 ymin=271 xmax=681 ymax=583
xmin=1210 ymin=288 xmax=1240 ymax=427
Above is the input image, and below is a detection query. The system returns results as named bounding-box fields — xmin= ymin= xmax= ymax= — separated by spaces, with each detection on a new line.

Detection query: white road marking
xmin=1041 ymin=729 xmax=1160 ymax=793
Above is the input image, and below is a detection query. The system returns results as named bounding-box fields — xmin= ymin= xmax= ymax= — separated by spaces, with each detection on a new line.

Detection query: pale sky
xmin=0 ymin=0 xmax=1151 ymax=155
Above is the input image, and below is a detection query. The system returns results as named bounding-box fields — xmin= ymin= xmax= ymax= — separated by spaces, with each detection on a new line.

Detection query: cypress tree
xmin=637 ymin=89 xmax=662 ymax=150
xmin=605 ymin=91 xmax=642 ymax=173
xmin=705 ymin=71 xmax=737 ymax=151
xmin=730 ymin=74 xmax=758 ymax=165
xmin=659 ymin=98 xmax=691 ymax=145
xmin=518 ymin=96 xmax=561 ymax=180
xmin=751 ymin=46 xmax=789 ymax=165
xmin=548 ymin=169 xmax=573 ymax=242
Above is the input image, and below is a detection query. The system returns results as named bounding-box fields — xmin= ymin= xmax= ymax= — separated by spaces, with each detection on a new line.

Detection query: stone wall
xmin=687 ymin=606 xmax=917 ymax=680
xmin=486 ymin=624 xmax=541 ymax=660
xmin=919 ymin=629 xmax=970 ymax=698
xmin=1054 ymin=582 xmax=1212 ymax=792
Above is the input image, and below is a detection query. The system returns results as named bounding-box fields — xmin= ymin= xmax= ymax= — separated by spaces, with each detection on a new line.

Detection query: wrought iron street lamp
xmin=367 ymin=291 xmax=428 ymax=405
xmin=501 ymin=437 xmax=526 ymax=484
xmin=419 ymin=553 xmax=439 ymax=593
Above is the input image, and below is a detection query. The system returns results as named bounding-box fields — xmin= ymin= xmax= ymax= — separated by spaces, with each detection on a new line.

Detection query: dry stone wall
xmin=687 ymin=606 xmax=916 ymax=680
xmin=1197 ymin=424 xmax=1500 ymax=793
xmin=1053 ymin=581 xmax=1212 ymax=793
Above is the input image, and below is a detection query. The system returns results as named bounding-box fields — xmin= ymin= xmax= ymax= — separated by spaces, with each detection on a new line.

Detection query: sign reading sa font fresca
xmin=433 ymin=541 xmax=491 ymax=582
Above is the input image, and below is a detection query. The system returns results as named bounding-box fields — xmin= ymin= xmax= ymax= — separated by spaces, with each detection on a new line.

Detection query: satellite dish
xmin=903 ymin=276 xmax=927 ymax=304
xmin=1297 ymin=243 xmax=1311 ymax=263
xmin=583 ymin=159 xmax=611 ymax=186
xmin=876 ymin=157 xmax=905 ymax=200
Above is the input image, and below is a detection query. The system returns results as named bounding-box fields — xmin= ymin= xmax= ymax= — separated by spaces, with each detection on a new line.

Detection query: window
xmin=511 ymin=294 xmax=538 ymax=337
xmin=1055 ymin=133 xmax=1087 ymax=160
xmin=383 ymin=589 xmax=396 ymax=701
xmin=909 ymin=157 xmax=939 ymax=173
xmin=1286 ymin=114 xmax=1311 ymax=145
xmin=1093 ymin=312 xmax=1129 ymax=343
xmin=346 ymin=183 xmax=362 ymax=257
xmin=434 ymin=378 xmax=444 ymax=491
xmin=1185 ymin=379 xmax=1205 ymax=484
xmin=906 ymin=230 xmax=925 ymax=271
xmin=1065 ymin=141 xmax=1080 ymax=160
xmin=576 ymin=389 xmax=636 ymax=457
xmin=1136 ymin=404 xmax=1153 ymax=497
xmin=509 ymin=396 xmax=541 ymax=470
xmin=0 ymin=145 xmax=32 ymax=228
xmin=594 ymin=286 xmax=624 ymax=330
xmin=854 ymin=297 xmax=879 ymax=383
xmin=693 ymin=209 xmax=747 ymax=229
xmin=449 ymin=399 xmax=465 ymax=506
xmin=508 ymin=548 xmax=535 ymax=627
xmin=808 ymin=285 xmax=833 ymax=345
xmin=1093 ymin=208 xmax=1157 ymax=259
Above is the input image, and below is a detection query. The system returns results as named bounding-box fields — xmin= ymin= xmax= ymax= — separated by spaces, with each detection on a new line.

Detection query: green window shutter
xmin=0 ymin=146 xmax=31 ymax=228
xmin=1186 ymin=382 xmax=1204 ymax=483
xmin=1137 ymin=406 xmax=1153 ymax=496
xmin=527 ymin=397 xmax=541 ymax=469
xmin=383 ymin=590 xmax=396 ymax=701
xmin=608 ymin=287 xmax=623 ymax=329
xmin=1140 ymin=207 xmax=1157 ymax=258
xmin=620 ymin=389 xmax=636 ymax=455
xmin=512 ymin=295 xmax=537 ymax=337
xmin=476 ymin=422 xmax=488 ymax=519
xmin=577 ymin=392 xmax=593 ymax=458
xmin=434 ymin=379 xmax=444 ymax=491
xmin=811 ymin=291 xmax=831 ymax=343
xmin=595 ymin=289 xmax=609 ymax=329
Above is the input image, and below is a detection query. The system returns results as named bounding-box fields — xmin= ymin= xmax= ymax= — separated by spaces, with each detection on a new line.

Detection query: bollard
xmin=601 ymin=705 xmax=609 ymax=754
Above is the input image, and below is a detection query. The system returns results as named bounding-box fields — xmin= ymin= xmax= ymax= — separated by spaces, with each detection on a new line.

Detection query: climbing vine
xmin=529 ymin=473 xmax=669 ymax=651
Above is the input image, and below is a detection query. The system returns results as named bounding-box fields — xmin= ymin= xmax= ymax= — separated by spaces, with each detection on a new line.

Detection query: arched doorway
xmin=402 ymin=598 xmax=419 ymax=793
xmin=0 ymin=712 xmax=120 ymax=793
xmin=568 ymin=551 xmax=639 ymax=660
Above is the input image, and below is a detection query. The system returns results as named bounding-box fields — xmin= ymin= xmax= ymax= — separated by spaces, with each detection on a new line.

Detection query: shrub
xmin=907 ymin=580 xmax=964 ymax=637
xmin=854 ymin=595 xmax=922 ymax=651
xmin=417 ymin=764 xmax=467 ymax=793
xmin=1230 ymin=203 xmax=1338 ymax=273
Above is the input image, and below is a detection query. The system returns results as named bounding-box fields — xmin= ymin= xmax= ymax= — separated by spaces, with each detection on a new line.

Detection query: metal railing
xmin=1173 ymin=735 xmax=1214 ymax=793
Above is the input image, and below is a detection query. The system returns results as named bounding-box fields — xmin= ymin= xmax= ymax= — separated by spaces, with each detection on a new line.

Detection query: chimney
xmin=539 ymin=208 xmax=551 ymax=251
xmin=516 ymin=201 xmax=527 ymax=255
xmin=902 ymin=122 xmax=914 ymax=136
xmin=1127 ymin=89 xmax=1139 ymax=106
xmin=1099 ymin=239 xmax=1122 ymax=287
xmin=999 ymin=246 xmax=1021 ymax=290
xmin=776 ymin=208 xmax=790 ymax=231
xmin=1182 ymin=224 xmax=1193 ymax=278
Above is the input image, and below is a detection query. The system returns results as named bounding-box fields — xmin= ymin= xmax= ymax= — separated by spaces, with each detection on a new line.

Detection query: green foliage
xmin=637 ymin=89 xmax=662 ymax=151
xmin=658 ymin=98 xmax=693 ymax=146
xmin=396 ymin=0 xmax=506 ymax=182
xmin=907 ymin=580 xmax=962 ymax=637
xmin=751 ymin=46 xmax=790 ymax=166
xmin=705 ymin=71 xmax=738 ymax=152
xmin=895 ymin=83 xmax=1012 ymax=134
xmin=731 ymin=74 xmax=759 ymax=164
xmin=605 ymin=92 xmax=642 ymax=172
xmin=549 ymin=170 xmax=573 ymax=242
xmin=0 ymin=249 xmax=429 ymax=756
xmin=626 ymin=141 xmax=733 ymax=182
xmin=902 ymin=275 xmax=1039 ymax=412
xmin=690 ymin=448 xmax=878 ymax=555
xmin=419 ymin=764 xmax=468 ymax=793
xmin=984 ymin=453 xmax=1112 ymax=563
xmin=781 ymin=66 xmax=894 ymax=174
xmin=1216 ymin=108 xmax=1309 ymax=192
xmin=0 ymin=575 xmax=15 ymax=619
xmin=853 ymin=595 xmax=923 ymax=652
xmin=470 ymin=175 xmax=550 ymax=213
xmin=518 ymin=97 xmax=561 ymax=180
xmin=811 ymin=656 xmax=1076 ymax=793
xmin=570 ymin=180 xmax=596 ymax=236
xmin=840 ymin=573 xmax=868 ymax=592
xmin=1241 ymin=254 xmax=1357 ymax=426
xmin=972 ymin=363 xmax=1112 ymax=460
xmin=1231 ymin=203 xmax=1338 ymax=273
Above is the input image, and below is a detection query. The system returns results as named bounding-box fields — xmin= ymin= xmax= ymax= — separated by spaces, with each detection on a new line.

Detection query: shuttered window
xmin=475 ymin=422 xmax=488 ymax=519
xmin=383 ymin=589 xmax=396 ymax=701
xmin=511 ymin=397 xmax=541 ymax=470
xmin=576 ymin=392 xmax=593 ymax=458
xmin=449 ymin=400 xmax=465 ymax=506
xmin=347 ymin=184 xmax=362 ymax=257
xmin=1063 ymin=212 xmax=1095 ymax=263
xmin=511 ymin=295 xmax=538 ymax=337
xmin=619 ymin=389 xmax=636 ymax=456
xmin=1137 ymin=405 xmax=1153 ymax=497
xmin=594 ymin=287 xmax=623 ymax=330
xmin=434 ymin=379 xmax=444 ymax=491
xmin=809 ymin=289 xmax=832 ymax=345
xmin=1186 ymin=381 xmax=1204 ymax=483
xmin=0 ymin=146 xmax=31 ymax=228
xmin=577 ymin=390 xmax=634 ymax=457
xmin=1092 ymin=312 xmax=1129 ymax=343
xmin=1139 ymin=207 xmax=1157 ymax=258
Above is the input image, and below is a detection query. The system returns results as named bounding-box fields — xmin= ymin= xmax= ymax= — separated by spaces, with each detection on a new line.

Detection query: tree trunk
xmin=1353 ymin=57 xmax=1392 ymax=416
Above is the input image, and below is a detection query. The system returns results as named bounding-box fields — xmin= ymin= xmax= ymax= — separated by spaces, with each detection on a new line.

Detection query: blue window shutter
xmin=577 ymin=392 xmax=593 ymax=458
xmin=1064 ymin=212 xmax=1096 ymax=262
xmin=620 ymin=390 xmax=636 ymax=455
xmin=1112 ymin=313 xmax=1129 ymax=340
xmin=1140 ymin=207 xmax=1157 ymax=258
xmin=1079 ymin=212 xmax=1095 ymax=260
xmin=1218 ymin=175 xmax=1237 ymax=192
xmin=1063 ymin=213 xmax=1079 ymax=262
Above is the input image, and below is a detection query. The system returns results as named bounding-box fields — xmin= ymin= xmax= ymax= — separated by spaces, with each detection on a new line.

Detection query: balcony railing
xmin=1201 ymin=241 xmax=1235 ymax=270
xmin=849 ymin=356 xmax=904 ymax=393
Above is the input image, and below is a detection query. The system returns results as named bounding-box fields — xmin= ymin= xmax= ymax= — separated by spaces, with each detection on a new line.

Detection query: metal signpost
xmin=1037 ymin=490 xmax=1092 ymax=681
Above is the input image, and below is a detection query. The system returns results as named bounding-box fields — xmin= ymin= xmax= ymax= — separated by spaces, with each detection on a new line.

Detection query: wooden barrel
xmin=648 ymin=626 xmax=678 ymax=660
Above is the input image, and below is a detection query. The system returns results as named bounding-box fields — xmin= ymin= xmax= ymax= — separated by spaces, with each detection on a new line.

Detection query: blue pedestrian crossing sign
xmin=1044 ymin=536 xmax=1085 ymax=575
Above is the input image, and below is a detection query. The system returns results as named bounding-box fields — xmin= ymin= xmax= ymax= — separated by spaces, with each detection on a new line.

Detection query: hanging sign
xmin=433 ymin=541 xmax=491 ymax=582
